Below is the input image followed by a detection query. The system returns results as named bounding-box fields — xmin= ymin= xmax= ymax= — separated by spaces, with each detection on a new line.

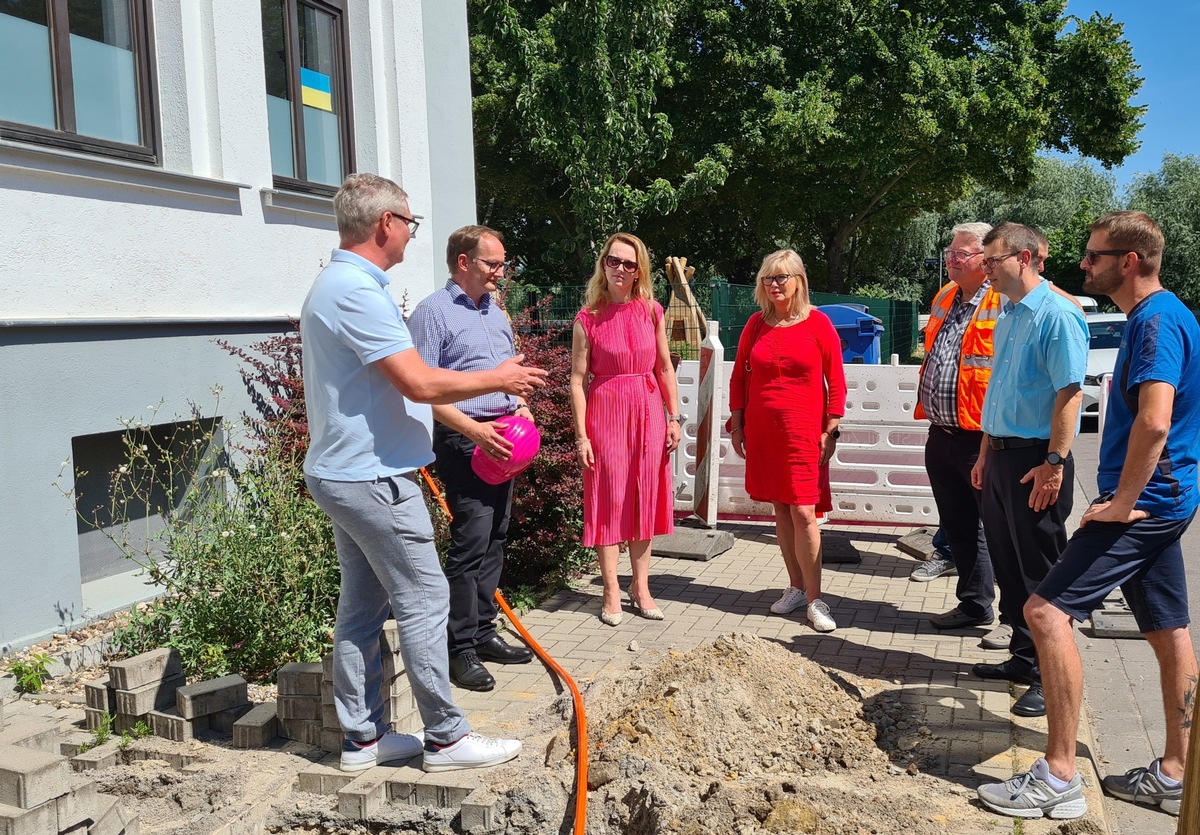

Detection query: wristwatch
xmin=1045 ymin=452 xmax=1065 ymax=466
xmin=828 ymin=428 xmax=841 ymax=439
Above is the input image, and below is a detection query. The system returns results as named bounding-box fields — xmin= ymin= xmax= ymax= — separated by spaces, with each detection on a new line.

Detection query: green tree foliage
xmin=471 ymin=1 xmax=1143 ymax=293
xmin=1125 ymin=154 xmax=1200 ymax=308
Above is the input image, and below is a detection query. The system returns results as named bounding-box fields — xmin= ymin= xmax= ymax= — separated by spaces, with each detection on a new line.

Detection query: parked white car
xmin=1082 ymin=312 xmax=1127 ymax=418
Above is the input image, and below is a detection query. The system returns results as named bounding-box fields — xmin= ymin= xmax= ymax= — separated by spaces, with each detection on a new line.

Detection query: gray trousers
xmin=306 ymin=472 xmax=469 ymax=746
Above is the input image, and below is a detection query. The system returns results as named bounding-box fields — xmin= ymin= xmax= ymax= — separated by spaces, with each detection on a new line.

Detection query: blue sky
xmin=1066 ymin=1 xmax=1200 ymax=193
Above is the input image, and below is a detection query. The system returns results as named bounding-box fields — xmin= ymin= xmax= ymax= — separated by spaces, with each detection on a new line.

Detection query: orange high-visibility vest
xmin=914 ymin=281 xmax=1002 ymax=430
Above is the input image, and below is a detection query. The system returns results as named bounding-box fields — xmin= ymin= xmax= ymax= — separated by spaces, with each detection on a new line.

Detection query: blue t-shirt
xmin=301 ymin=249 xmax=434 ymax=481
xmin=1098 ymin=290 xmax=1200 ymax=519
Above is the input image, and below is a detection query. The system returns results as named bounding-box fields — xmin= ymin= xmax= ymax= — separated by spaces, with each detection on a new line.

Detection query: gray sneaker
xmin=977 ymin=758 xmax=1087 ymax=819
xmin=980 ymin=623 xmax=1014 ymax=650
xmin=1102 ymin=758 xmax=1182 ymax=815
xmin=909 ymin=558 xmax=957 ymax=582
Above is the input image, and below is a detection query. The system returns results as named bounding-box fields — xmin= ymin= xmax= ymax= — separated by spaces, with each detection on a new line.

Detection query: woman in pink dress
xmin=569 ymin=233 xmax=682 ymax=626
xmin=729 ymin=249 xmax=846 ymax=632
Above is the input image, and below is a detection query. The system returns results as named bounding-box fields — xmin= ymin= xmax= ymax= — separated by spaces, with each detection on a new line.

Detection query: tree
xmin=1126 ymin=154 xmax=1200 ymax=308
xmin=471 ymin=1 xmax=1144 ymax=293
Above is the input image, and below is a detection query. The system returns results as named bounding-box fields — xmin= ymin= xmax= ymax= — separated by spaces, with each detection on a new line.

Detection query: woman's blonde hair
xmin=583 ymin=233 xmax=654 ymax=313
xmin=754 ymin=249 xmax=811 ymax=320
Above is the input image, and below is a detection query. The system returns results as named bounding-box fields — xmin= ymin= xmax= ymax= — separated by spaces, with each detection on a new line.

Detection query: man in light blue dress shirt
xmin=968 ymin=222 xmax=1087 ymax=720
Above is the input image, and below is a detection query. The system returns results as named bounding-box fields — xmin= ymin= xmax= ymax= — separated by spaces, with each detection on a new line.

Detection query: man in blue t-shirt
xmin=979 ymin=211 xmax=1200 ymax=820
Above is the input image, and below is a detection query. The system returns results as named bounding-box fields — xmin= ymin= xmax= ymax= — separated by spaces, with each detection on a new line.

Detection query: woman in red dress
xmin=569 ymin=233 xmax=682 ymax=626
xmin=728 ymin=249 xmax=847 ymax=632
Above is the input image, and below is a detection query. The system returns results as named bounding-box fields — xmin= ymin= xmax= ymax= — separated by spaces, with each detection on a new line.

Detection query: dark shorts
xmin=1036 ymin=509 xmax=1196 ymax=633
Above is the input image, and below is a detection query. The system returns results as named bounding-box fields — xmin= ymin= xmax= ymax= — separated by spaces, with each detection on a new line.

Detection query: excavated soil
xmin=8 ymin=632 xmax=1108 ymax=834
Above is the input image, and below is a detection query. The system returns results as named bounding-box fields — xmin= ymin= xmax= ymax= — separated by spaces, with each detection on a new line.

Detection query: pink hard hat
xmin=471 ymin=415 xmax=542 ymax=485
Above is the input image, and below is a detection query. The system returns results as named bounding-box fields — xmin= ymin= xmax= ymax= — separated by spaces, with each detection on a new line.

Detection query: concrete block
xmin=175 ymin=675 xmax=248 ymax=720
xmin=320 ymin=681 xmax=334 ymax=705
xmin=337 ymin=769 xmax=392 ymax=819
xmin=895 ymin=526 xmax=937 ymax=560
xmin=113 ymin=713 xmax=150 ymax=735
xmin=89 ymin=794 xmax=140 ymax=835
xmin=84 ymin=708 xmax=112 ymax=732
xmin=58 ymin=732 xmax=95 ymax=759
xmin=0 ymin=800 xmax=56 ymax=835
xmin=108 ymin=649 xmax=182 ymax=692
xmin=412 ymin=770 xmax=482 ymax=809
xmin=69 ymin=741 xmax=120 ymax=773
xmin=320 ymin=729 xmax=342 ymax=754
xmin=276 ymin=663 xmax=323 ymax=697
xmin=390 ymin=707 xmax=423 ymax=735
xmin=383 ymin=764 xmax=427 ymax=805
xmin=0 ymin=745 xmax=69 ymax=809
xmin=380 ymin=619 xmax=400 ymax=655
xmin=83 ymin=677 xmax=116 ymax=713
xmin=460 ymin=788 xmax=502 ymax=833
xmin=820 ymin=532 xmax=862 ymax=564
xmin=321 ymin=704 xmax=338 ymax=728
xmin=296 ymin=761 xmax=353 ymax=795
xmin=209 ymin=704 xmax=253 ymax=735
xmin=115 ymin=673 xmax=185 ymax=717
xmin=381 ymin=649 xmax=401 ymax=683
xmin=0 ymin=718 xmax=61 ymax=753
xmin=147 ymin=709 xmax=208 ymax=743
xmin=321 ymin=654 xmax=334 ymax=681
xmin=54 ymin=776 xmax=98 ymax=832
xmin=651 ymin=527 xmax=735 ymax=561
xmin=276 ymin=696 xmax=320 ymax=721
xmin=279 ymin=718 xmax=322 ymax=746
xmin=122 ymin=745 xmax=197 ymax=770
xmin=232 ymin=703 xmax=278 ymax=749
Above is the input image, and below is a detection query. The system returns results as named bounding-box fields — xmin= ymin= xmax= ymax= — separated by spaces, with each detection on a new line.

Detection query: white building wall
xmin=0 ymin=1 xmax=476 ymax=650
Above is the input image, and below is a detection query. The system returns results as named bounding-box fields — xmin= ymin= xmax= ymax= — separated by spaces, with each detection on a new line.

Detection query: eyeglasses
xmin=943 ymin=248 xmax=983 ymax=263
xmin=979 ymin=252 xmax=1023 ymax=272
xmin=385 ymin=210 xmax=421 ymax=236
xmin=760 ymin=274 xmax=796 ymax=286
xmin=603 ymin=255 xmax=639 ymax=273
xmin=472 ymin=256 xmax=514 ymax=276
xmin=1081 ymin=249 xmax=1139 ymax=265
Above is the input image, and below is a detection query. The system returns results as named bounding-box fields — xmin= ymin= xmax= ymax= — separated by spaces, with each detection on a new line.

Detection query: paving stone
xmin=277 ymin=696 xmax=320 ymax=721
xmin=321 ymin=654 xmax=334 ymax=682
xmin=113 ymin=712 xmax=150 ymax=735
xmin=279 ymin=718 xmax=322 ymax=747
xmin=54 ymin=775 xmax=98 ymax=832
xmin=175 ymin=675 xmax=248 ymax=720
xmin=0 ymin=745 xmax=69 ymax=809
xmin=69 ymin=741 xmax=120 ymax=773
xmin=83 ymin=677 xmax=117 ymax=713
xmin=380 ymin=620 xmax=401 ymax=655
xmin=459 ymin=788 xmax=502 ymax=833
xmin=209 ymin=705 xmax=254 ymax=735
xmin=296 ymin=760 xmax=353 ymax=795
xmin=89 ymin=793 xmax=140 ymax=835
xmin=320 ymin=729 xmax=342 ymax=754
xmin=337 ymin=768 xmax=394 ymax=819
xmin=57 ymin=732 xmax=94 ymax=759
xmin=276 ymin=663 xmax=323 ymax=697
xmin=115 ymin=673 xmax=185 ymax=717
xmin=232 ymin=702 xmax=278 ymax=749
xmin=0 ymin=718 xmax=60 ymax=753
xmin=108 ymin=649 xmax=183 ymax=692
xmin=384 ymin=765 xmax=427 ymax=805
xmin=651 ymin=527 xmax=735 ymax=561
xmin=84 ymin=708 xmax=111 ymax=732
xmin=0 ymin=799 xmax=56 ymax=835
xmin=147 ymin=709 xmax=208 ymax=743
xmin=412 ymin=770 xmax=483 ymax=809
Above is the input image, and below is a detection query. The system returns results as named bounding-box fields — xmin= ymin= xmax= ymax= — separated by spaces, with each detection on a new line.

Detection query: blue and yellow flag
xmin=300 ymin=68 xmax=333 ymax=112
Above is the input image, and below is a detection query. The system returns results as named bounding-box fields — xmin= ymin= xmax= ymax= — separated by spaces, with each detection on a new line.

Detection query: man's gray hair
xmin=334 ymin=173 xmax=409 ymax=244
xmin=950 ymin=222 xmax=993 ymax=248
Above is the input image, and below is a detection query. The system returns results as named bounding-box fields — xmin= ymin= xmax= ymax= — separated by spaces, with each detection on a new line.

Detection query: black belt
xmin=988 ymin=436 xmax=1044 ymax=451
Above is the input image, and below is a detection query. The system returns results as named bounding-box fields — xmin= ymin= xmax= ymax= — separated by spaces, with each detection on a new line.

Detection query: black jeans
xmin=432 ymin=422 xmax=514 ymax=658
xmin=981 ymin=442 xmax=1074 ymax=681
xmin=925 ymin=426 xmax=995 ymax=620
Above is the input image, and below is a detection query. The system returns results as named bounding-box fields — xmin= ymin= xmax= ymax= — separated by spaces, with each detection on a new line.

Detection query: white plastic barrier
xmin=674 ymin=355 xmax=937 ymax=524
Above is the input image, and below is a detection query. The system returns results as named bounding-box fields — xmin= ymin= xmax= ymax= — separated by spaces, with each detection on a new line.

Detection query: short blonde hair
xmin=754 ymin=249 xmax=811 ymax=320
xmin=582 ymin=233 xmax=654 ymax=313
xmin=1090 ymin=211 xmax=1164 ymax=275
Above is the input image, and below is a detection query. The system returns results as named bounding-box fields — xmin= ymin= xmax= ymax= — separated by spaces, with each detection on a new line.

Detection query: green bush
xmin=5 ymin=652 xmax=52 ymax=694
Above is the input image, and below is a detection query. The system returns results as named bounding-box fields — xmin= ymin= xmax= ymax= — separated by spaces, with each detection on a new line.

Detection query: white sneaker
xmin=423 ymin=732 xmax=522 ymax=772
xmin=770 ymin=586 xmax=807 ymax=615
xmin=340 ymin=731 xmax=424 ymax=772
xmin=807 ymin=599 xmax=837 ymax=632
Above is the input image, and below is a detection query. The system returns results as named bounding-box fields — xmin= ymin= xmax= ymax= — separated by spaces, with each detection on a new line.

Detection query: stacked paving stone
xmin=277 ymin=620 xmax=419 ymax=755
xmin=0 ymin=743 xmax=137 ymax=835
xmin=84 ymin=649 xmax=255 ymax=745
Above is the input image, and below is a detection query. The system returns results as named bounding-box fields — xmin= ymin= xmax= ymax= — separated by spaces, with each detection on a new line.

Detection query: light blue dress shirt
xmin=301 ymin=249 xmax=434 ymax=480
xmin=981 ymin=280 xmax=1088 ymax=440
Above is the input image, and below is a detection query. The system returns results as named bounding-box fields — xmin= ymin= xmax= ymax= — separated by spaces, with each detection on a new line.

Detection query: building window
xmin=0 ymin=0 xmax=159 ymax=163
xmin=262 ymin=0 xmax=353 ymax=194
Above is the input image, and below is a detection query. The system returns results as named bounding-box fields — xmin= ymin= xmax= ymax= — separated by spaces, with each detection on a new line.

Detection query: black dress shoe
xmin=972 ymin=658 xmax=1035 ymax=685
xmin=449 ymin=651 xmax=495 ymax=691
xmin=1012 ymin=683 xmax=1046 ymax=717
xmin=929 ymin=606 xmax=994 ymax=630
xmin=475 ymin=635 xmax=533 ymax=665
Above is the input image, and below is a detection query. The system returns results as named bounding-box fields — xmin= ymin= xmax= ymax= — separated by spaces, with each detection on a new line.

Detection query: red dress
xmin=729 ymin=310 xmax=847 ymax=508
xmin=577 ymin=300 xmax=674 ymax=547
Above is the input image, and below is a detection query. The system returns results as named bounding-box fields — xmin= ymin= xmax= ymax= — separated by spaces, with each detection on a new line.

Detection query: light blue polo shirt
xmin=981 ymin=279 xmax=1088 ymax=439
xmin=301 ymin=249 xmax=433 ymax=480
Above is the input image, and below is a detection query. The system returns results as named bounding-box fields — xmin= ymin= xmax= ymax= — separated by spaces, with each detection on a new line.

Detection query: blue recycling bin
xmin=818 ymin=303 xmax=884 ymax=364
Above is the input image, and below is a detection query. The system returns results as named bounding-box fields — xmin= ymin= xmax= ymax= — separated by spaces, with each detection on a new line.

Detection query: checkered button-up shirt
xmin=918 ymin=281 xmax=991 ymax=428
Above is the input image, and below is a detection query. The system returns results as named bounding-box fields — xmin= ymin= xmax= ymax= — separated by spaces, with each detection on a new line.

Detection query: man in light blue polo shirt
xmin=408 ymin=226 xmax=535 ymax=693
xmin=301 ymin=173 xmax=546 ymax=774
xmin=968 ymin=222 xmax=1087 ymax=720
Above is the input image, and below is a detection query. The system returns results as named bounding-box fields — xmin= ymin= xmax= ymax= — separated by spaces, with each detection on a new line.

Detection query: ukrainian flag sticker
xmin=301 ymin=68 xmax=333 ymax=112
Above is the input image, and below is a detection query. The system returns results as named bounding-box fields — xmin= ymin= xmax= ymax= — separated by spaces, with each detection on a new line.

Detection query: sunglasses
xmin=604 ymin=255 xmax=639 ymax=273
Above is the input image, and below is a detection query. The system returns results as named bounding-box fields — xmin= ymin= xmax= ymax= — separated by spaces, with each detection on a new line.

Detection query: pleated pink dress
xmin=577 ymin=299 xmax=674 ymax=547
